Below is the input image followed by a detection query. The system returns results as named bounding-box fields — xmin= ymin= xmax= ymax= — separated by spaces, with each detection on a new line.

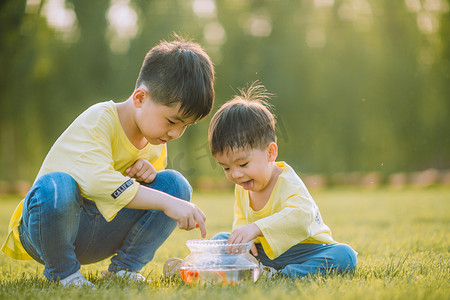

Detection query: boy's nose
xmin=167 ymin=127 xmax=185 ymax=140
xmin=231 ymin=170 xmax=243 ymax=179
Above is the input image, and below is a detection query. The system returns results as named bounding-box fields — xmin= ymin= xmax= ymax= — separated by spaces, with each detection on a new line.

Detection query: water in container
xmin=180 ymin=239 xmax=260 ymax=285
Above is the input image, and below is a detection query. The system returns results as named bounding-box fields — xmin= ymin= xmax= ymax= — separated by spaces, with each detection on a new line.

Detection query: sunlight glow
xmin=41 ymin=0 xmax=78 ymax=42
xmin=314 ymin=0 xmax=335 ymax=7
xmin=423 ymin=0 xmax=448 ymax=11
xmin=417 ymin=11 xmax=438 ymax=34
xmin=25 ymin=0 xmax=41 ymax=14
xmin=107 ymin=0 xmax=139 ymax=54
xmin=244 ymin=12 xmax=272 ymax=37
xmin=193 ymin=0 xmax=217 ymax=18
xmin=338 ymin=0 xmax=373 ymax=32
xmin=306 ymin=27 xmax=326 ymax=48
xmin=204 ymin=22 xmax=226 ymax=45
xmin=405 ymin=0 xmax=422 ymax=12
xmin=405 ymin=0 xmax=449 ymax=34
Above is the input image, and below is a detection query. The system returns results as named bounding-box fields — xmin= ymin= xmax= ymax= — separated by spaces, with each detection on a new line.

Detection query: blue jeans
xmin=19 ymin=170 xmax=192 ymax=281
xmin=212 ymin=232 xmax=357 ymax=279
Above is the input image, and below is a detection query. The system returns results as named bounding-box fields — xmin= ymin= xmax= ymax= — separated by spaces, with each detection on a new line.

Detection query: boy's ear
xmin=267 ymin=142 xmax=278 ymax=162
xmin=132 ymin=88 xmax=147 ymax=108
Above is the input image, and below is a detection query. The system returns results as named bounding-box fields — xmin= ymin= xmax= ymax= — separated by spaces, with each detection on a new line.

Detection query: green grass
xmin=0 ymin=187 xmax=449 ymax=299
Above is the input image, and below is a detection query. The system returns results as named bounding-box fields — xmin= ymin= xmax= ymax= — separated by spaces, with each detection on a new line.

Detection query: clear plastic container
xmin=180 ymin=239 xmax=260 ymax=285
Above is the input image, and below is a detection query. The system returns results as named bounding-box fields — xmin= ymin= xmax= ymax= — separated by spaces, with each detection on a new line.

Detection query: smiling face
xmin=134 ymin=90 xmax=196 ymax=145
xmin=214 ymin=143 xmax=279 ymax=193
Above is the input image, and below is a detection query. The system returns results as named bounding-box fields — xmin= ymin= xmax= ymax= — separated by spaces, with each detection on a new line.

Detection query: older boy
xmin=2 ymin=37 xmax=214 ymax=286
xmin=207 ymin=83 xmax=357 ymax=279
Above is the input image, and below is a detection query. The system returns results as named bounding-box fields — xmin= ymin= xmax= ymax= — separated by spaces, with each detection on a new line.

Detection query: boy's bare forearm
xmin=126 ymin=185 xmax=207 ymax=238
xmin=125 ymin=185 xmax=174 ymax=211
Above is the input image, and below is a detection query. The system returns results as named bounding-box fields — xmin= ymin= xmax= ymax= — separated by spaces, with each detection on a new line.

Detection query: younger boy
xmin=207 ymin=83 xmax=357 ymax=279
xmin=2 ymin=37 xmax=214 ymax=286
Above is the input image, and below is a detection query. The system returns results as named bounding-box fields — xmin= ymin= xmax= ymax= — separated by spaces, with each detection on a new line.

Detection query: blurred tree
xmin=0 ymin=0 xmax=448 ymax=187
xmin=0 ymin=0 xmax=51 ymax=182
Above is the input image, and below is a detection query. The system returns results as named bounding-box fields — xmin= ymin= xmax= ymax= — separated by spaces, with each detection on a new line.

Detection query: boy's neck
xmin=249 ymin=163 xmax=283 ymax=211
xmin=116 ymin=98 xmax=148 ymax=150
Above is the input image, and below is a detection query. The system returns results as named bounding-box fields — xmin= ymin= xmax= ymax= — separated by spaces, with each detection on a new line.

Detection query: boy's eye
xmin=240 ymin=162 xmax=248 ymax=167
xmin=167 ymin=119 xmax=175 ymax=125
xmin=223 ymin=167 xmax=230 ymax=171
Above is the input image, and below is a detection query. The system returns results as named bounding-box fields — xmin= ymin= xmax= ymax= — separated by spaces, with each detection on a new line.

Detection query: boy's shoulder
xmin=276 ymin=162 xmax=300 ymax=183
xmin=65 ymin=100 xmax=119 ymax=137
xmin=73 ymin=100 xmax=117 ymax=123
xmin=275 ymin=161 xmax=311 ymax=197
xmin=80 ymin=100 xmax=115 ymax=116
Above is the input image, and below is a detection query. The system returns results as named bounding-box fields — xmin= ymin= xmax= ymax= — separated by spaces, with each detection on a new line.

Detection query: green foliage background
xmin=0 ymin=0 xmax=449 ymax=185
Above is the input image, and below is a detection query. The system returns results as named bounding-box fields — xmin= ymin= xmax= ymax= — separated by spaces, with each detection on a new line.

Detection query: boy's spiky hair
xmin=208 ymin=81 xmax=276 ymax=156
xmin=136 ymin=34 xmax=215 ymax=121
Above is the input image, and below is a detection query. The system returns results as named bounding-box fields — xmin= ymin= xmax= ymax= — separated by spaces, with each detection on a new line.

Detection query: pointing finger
xmin=195 ymin=216 xmax=207 ymax=238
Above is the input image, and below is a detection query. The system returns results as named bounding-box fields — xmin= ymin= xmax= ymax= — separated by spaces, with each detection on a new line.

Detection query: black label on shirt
xmin=111 ymin=179 xmax=134 ymax=199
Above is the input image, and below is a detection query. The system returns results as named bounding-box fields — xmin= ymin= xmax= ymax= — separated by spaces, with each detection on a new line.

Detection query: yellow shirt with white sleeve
xmin=2 ymin=101 xmax=167 ymax=260
xmin=233 ymin=161 xmax=336 ymax=260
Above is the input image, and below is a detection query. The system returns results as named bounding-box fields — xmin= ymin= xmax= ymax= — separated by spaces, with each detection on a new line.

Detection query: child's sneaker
xmin=163 ymin=257 xmax=183 ymax=278
xmin=59 ymin=270 xmax=94 ymax=287
xmin=115 ymin=270 xmax=146 ymax=281
xmin=259 ymin=262 xmax=278 ymax=278
xmin=101 ymin=270 xmax=146 ymax=282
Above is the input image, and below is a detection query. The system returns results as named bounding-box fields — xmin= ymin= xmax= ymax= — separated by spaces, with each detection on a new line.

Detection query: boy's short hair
xmin=136 ymin=35 xmax=215 ymax=121
xmin=208 ymin=82 xmax=276 ymax=156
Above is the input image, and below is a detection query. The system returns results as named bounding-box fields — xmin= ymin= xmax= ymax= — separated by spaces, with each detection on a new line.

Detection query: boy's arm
xmin=126 ymin=185 xmax=207 ymax=238
xmin=253 ymin=195 xmax=313 ymax=238
xmin=252 ymin=195 xmax=325 ymax=259
xmin=229 ymin=188 xmax=259 ymax=255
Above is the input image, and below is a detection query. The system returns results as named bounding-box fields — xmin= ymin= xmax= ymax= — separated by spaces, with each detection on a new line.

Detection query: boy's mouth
xmin=241 ymin=179 xmax=254 ymax=190
xmin=158 ymin=138 xmax=167 ymax=144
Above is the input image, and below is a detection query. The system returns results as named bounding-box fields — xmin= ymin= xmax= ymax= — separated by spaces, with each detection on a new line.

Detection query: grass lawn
xmin=0 ymin=187 xmax=448 ymax=299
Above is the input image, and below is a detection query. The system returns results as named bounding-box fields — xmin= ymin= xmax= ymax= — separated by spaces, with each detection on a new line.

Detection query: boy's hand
xmin=164 ymin=200 xmax=207 ymax=238
xmin=126 ymin=159 xmax=157 ymax=183
xmin=128 ymin=186 xmax=207 ymax=238
xmin=228 ymin=223 xmax=262 ymax=256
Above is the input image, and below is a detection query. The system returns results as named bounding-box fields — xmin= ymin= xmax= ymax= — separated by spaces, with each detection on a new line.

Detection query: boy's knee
xmin=32 ymin=172 xmax=81 ymax=209
xmin=333 ymin=244 xmax=357 ymax=270
xmin=154 ymin=169 xmax=192 ymax=202
xmin=37 ymin=171 xmax=70 ymax=181
xmin=212 ymin=232 xmax=230 ymax=240
xmin=36 ymin=172 xmax=78 ymax=191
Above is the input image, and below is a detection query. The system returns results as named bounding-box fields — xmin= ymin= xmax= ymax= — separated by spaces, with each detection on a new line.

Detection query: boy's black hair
xmin=136 ymin=35 xmax=215 ymax=121
xmin=208 ymin=82 xmax=276 ymax=156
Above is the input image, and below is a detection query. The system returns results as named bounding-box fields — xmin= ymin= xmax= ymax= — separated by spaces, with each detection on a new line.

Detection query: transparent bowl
xmin=180 ymin=239 xmax=260 ymax=285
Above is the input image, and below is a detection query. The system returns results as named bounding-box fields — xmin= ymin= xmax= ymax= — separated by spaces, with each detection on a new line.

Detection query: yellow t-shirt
xmin=233 ymin=161 xmax=336 ymax=260
xmin=2 ymin=101 xmax=167 ymax=260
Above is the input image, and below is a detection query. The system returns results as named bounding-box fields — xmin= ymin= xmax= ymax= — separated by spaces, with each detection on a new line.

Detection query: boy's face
xmin=214 ymin=144 xmax=278 ymax=193
xmin=134 ymin=92 xmax=196 ymax=145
